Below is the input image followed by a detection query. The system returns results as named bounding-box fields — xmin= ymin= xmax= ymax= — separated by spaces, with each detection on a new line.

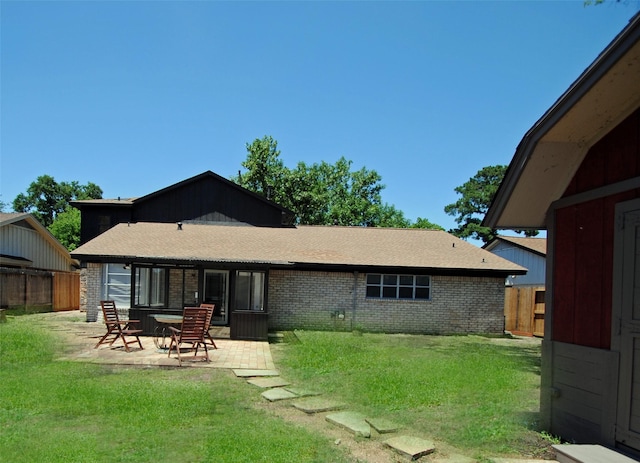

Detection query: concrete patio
xmin=35 ymin=310 xmax=276 ymax=370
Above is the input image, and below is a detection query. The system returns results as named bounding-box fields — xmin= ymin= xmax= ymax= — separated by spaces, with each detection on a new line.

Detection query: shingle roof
xmin=485 ymin=236 xmax=547 ymax=257
xmin=72 ymin=222 xmax=526 ymax=274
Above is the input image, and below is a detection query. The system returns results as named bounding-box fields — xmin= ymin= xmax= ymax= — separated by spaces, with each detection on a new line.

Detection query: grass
xmin=0 ymin=317 xmax=351 ymax=463
xmin=0 ymin=314 xmax=549 ymax=462
xmin=273 ymin=330 xmax=548 ymax=460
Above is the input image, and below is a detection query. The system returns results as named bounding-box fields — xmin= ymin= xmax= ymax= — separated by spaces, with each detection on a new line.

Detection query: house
xmin=483 ymin=236 xmax=546 ymax=286
xmin=0 ymin=212 xmax=80 ymax=311
xmin=484 ymin=12 xmax=640 ymax=457
xmin=71 ymin=170 xmax=294 ymax=245
xmin=484 ymin=236 xmax=547 ymax=337
xmin=71 ymin=172 xmax=525 ymax=341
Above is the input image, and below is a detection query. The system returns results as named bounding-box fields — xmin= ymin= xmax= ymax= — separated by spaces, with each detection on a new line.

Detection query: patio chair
xmin=94 ymin=300 xmax=144 ymax=352
xmin=167 ymin=307 xmax=210 ymax=366
xmin=200 ymin=303 xmax=218 ymax=349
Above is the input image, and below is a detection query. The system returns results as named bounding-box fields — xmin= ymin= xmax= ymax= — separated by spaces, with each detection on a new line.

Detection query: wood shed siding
xmin=1 ymin=222 xmax=73 ymax=272
xmin=563 ymin=108 xmax=640 ymax=196
xmin=553 ymin=109 xmax=640 ymax=349
xmin=547 ymin=341 xmax=619 ymax=445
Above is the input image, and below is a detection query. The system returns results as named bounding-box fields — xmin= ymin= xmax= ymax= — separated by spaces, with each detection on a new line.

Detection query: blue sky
xmin=1 ymin=1 xmax=638 ymax=236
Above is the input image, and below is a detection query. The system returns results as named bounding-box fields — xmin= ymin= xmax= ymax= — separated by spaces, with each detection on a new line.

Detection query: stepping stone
xmin=432 ymin=455 xmax=475 ymax=463
xmin=233 ymin=369 xmax=279 ymax=377
xmin=384 ymin=435 xmax=435 ymax=461
xmin=284 ymin=386 xmax=321 ymax=397
xmin=366 ymin=417 xmax=401 ymax=434
xmin=292 ymin=397 xmax=346 ymax=414
xmin=553 ymin=444 xmax=635 ymax=463
xmin=326 ymin=411 xmax=371 ymax=438
xmin=247 ymin=377 xmax=290 ymax=388
xmin=261 ymin=387 xmax=298 ymax=402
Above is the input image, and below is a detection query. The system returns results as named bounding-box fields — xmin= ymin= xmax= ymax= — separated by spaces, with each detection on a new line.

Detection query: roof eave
xmin=484 ymin=12 xmax=640 ymax=230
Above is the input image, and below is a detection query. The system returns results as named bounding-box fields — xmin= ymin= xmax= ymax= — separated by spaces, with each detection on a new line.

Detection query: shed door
xmin=615 ymin=205 xmax=640 ymax=452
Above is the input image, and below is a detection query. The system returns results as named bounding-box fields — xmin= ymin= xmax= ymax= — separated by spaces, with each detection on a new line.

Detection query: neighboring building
xmin=71 ymin=173 xmax=525 ymax=340
xmin=484 ymin=12 xmax=640 ymax=457
xmin=0 ymin=212 xmax=78 ymax=272
xmin=0 ymin=212 xmax=79 ymax=311
xmin=483 ymin=236 xmax=546 ymax=286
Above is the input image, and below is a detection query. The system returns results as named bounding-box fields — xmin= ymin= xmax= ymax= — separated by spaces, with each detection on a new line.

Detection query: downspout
xmin=351 ymin=271 xmax=358 ymax=331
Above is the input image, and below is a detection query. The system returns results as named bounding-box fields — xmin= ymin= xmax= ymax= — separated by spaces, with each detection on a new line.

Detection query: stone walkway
xmin=238 ymin=366 xmax=560 ymax=463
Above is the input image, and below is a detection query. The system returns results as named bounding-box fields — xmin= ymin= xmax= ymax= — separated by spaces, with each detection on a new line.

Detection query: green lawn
xmin=0 ymin=317 xmax=351 ymax=463
xmin=273 ymin=330 xmax=551 ymax=460
xmin=0 ymin=315 xmax=551 ymax=462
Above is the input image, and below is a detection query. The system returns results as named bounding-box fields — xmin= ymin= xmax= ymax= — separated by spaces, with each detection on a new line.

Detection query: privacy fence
xmin=504 ymin=286 xmax=545 ymax=337
xmin=0 ymin=267 xmax=80 ymax=313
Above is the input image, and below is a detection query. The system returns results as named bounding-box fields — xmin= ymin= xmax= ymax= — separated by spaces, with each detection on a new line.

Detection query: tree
xmin=47 ymin=207 xmax=81 ymax=251
xmin=235 ymin=136 xmax=287 ymax=204
xmin=410 ymin=217 xmax=445 ymax=230
xmin=445 ymin=165 xmax=538 ymax=243
xmin=234 ymin=136 xmax=387 ymax=226
xmin=12 ymin=175 xmax=102 ymax=250
xmin=13 ymin=175 xmax=103 ymax=227
xmin=234 ymin=135 xmax=445 ymax=229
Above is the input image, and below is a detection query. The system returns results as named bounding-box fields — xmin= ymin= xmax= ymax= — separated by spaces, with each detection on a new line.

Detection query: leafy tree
xmin=47 ymin=207 xmax=81 ymax=251
xmin=233 ymin=136 xmax=442 ymax=228
xmin=12 ymin=175 xmax=102 ymax=250
xmin=445 ymin=165 xmax=538 ymax=243
xmin=235 ymin=136 xmax=287 ymax=204
xmin=410 ymin=217 xmax=445 ymax=230
xmin=12 ymin=175 xmax=102 ymax=227
xmin=445 ymin=165 xmax=507 ymax=243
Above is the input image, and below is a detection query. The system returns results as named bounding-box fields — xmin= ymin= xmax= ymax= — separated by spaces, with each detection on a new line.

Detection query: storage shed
xmin=484 ymin=12 xmax=640 ymax=457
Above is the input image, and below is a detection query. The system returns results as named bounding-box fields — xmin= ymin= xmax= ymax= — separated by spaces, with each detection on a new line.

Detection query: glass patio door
xmin=203 ymin=270 xmax=229 ymax=325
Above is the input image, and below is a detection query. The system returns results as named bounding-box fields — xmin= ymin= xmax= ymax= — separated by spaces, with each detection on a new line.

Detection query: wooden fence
xmin=504 ymin=286 xmax=545 ymax=337
xmin=0 ymin=268 xmax=80 ymax=312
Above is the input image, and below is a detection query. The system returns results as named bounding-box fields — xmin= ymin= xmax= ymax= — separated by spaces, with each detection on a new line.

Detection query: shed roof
xmin=484 ymin=12 xmax=640 ymax=229
xmin=72 ymin=222 xmax=526 ymax=275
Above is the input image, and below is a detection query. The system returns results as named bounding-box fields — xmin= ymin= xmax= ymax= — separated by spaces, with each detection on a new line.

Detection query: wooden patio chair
xmin=94 ymin=300 xmax=144 ymax=352
xmin=200 ymin=303 xmax=218 ymax=349
xmin=167 ymin=307 xmax=210 ymax=366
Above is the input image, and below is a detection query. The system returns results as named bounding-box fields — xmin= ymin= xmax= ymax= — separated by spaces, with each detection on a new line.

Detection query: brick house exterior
xmin=268 ymin=270 xmax=505 ymax=334
xmin=74 ymin=222 xmax=523 ymax=339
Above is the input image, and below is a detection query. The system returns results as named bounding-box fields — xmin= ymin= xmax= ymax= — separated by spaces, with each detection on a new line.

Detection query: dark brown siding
xmin=132 ymin=176 xmax=284 ymax=226
xmin=553 ymin=109 xmax=640 ymax=349
xmin=79 ymin=206 xmax=132 ymax=245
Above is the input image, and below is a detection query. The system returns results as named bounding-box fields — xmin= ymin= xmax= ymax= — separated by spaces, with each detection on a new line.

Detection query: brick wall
xmin=168 ymin=268 xmax=199 ymax=308
xmin=268 ymin=270 xmax=505 ymax=334
xmin=83 ymin=263 xmax=102 ymax=321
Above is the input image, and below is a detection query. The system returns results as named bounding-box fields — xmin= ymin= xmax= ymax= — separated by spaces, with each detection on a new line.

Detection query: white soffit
xmin=493 ymin=27 xmax=640 ymax=229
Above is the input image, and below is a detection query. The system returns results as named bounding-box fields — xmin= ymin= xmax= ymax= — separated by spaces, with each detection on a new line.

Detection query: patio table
xmin=150 ymin=314 xmax=183 ymax=350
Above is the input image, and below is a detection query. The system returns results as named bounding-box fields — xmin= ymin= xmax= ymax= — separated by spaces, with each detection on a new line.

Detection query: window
xmin=366 ymin=274 xmax=431 ymax=300
xmin=235 ymin=271 xmax=265 ymax=311
xmin=102 ymin=263 xmax=131 ymax=308
xmin=135 ymin=267 xmax=168 ymax=307
xmin=98 ymin=215 xmax=111 ymax=235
